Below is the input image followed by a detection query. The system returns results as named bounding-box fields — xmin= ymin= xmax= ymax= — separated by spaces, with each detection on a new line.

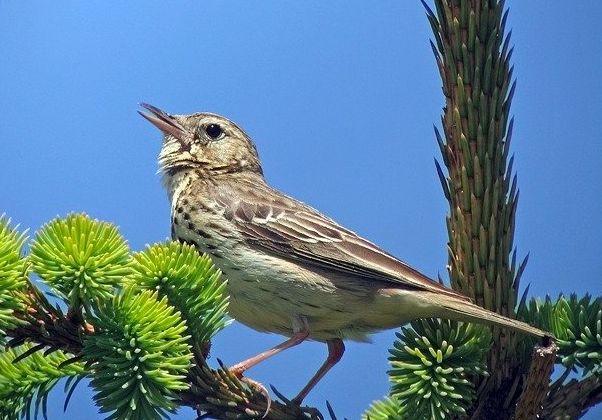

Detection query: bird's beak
xmin=138 ymin=103 xmax=187 ymax=141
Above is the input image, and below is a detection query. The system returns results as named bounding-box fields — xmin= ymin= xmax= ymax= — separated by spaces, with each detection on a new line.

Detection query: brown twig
xmin=6 ymin=287 xmax=323 ymax=420
xmin=513 ymin=341 xmax=558 ymax=420
xmin=543 ymin=375 xmax=602 ymax=419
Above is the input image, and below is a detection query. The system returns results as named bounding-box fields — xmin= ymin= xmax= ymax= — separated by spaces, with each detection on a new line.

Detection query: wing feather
xmin=218 ymin=183 xmax=469 ymax=300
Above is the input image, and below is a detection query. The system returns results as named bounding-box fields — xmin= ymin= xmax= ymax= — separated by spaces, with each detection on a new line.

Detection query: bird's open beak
xmin=138 ymin=103 xmax=187 ymax=141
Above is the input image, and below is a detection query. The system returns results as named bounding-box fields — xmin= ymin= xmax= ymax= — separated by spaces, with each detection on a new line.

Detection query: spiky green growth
xmin=424 ymin=0 xmax=525 ymax=404
xmin=426 ymin=0 xmax=521 ymax=313
xmin=519 ymin=294 xmax=602 ymax=375
xmin=83 ymin=288 xmax=192 ymax=420
xmin=0 ymin=345 xmax=84 ymax=420
xmin=126 ymin=242 xmax=230 ymax=345
xmin=29 ymin=213 xmax=131 ymax=310
xmin=362 ymin=397 xmax=403 ymax=420
xmin=0 ymin=216 xmax=28 ymax=338
xmin=388 ymin=319 xmax=491 ymax=419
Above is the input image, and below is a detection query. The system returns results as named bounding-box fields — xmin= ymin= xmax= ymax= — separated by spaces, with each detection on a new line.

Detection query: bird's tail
xmin=433 ymin=294 xmax=549 ymax=338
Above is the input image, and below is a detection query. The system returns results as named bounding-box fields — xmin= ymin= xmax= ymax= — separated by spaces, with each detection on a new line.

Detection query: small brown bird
xmin=139 ymin=103 xmax=547 ymax=404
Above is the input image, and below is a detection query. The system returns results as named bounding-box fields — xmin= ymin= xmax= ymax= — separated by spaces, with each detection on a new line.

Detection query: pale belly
xmin=203 ymin=245 xmax=424 ymax=342
xmin=172 ymin=211 xmax=428 ymax=342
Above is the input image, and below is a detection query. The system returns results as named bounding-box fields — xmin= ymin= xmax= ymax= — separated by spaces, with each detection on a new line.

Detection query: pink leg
xmin=292 ymin=338 xmax=345 ymax=404
xmin=230 ymin=331 xmax=309 ymax=375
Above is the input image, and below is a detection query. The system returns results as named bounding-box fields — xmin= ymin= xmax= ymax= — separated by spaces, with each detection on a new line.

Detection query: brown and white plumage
xmin=139 ymin=103 xmax=548 ymax=402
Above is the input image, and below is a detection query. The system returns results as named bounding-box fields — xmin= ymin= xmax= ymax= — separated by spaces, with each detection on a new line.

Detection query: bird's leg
xmin=229 ymin=330 xmax=309 ymax=376
xmin=292 ymin=338 xmax=345 ymax=404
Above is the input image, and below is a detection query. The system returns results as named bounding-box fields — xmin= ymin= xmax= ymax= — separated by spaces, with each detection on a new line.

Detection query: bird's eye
xmin=205 ymin=123 xmax=223 ymax=139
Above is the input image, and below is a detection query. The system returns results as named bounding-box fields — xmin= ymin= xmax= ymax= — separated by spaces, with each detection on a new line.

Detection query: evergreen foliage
xmin=84 ymin=289 xmax=192 ymax=419
xmin=520 ymin=294 xmax=602 ymax=376
xmin=1 ymin=2 xmax=601 ymax=419
xmin=0 ymin=215 xmax=234 ymax=419
xmin=366 ymin=1 xmax=601 ymax=418
xmin=0 ymin=216 xmax=28 ymax=339
xmin=0 ymin=345 xmax=84 ymax=420
xmin=127 ymin=242 xmax=230 ymax=345
xmin=363 ymin=397 xmax=403 ymax=420
xmin=388 ymin=320 xmax=490 ymax=419
xmin=29 ymin=214 xmax=130 ymax=311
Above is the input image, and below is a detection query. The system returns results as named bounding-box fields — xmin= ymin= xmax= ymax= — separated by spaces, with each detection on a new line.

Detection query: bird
xmin=138 ymin=103 xmax=548 ymax=404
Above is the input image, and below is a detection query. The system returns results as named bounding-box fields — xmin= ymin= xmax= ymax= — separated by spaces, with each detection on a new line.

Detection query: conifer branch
xmin=0 ymin=214 xmax=323 ymax=419
xmin=371 ymin=2 xmax=600 ymax=418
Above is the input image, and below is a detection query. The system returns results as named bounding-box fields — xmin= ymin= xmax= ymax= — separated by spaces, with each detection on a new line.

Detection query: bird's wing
xmin=216 ymin=184 xmax=469 ymax=300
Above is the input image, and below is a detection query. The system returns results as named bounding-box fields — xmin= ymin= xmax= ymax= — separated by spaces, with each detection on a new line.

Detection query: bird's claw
xmin=240 ymin=376 xmax=272 ymax=418
xmin=218 ymin=359 xmax=272 ymax=418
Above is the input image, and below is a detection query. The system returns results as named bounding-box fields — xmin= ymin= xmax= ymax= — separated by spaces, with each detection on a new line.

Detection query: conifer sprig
xmin=0 ymin=345 xmax=85 ymax=420
xmin=29 ymin=214 xmax=131 ymax=312
xmin=83 ymin=289 xmax=193 ymax=420
xmin=519 ymin=294 xmax=602 ymax=376
xmin=127 ymin=242 xmax=230 ymax=346
xmin=363 ymin=397 xmax=403 ymax=420
xmin=388 ymin=319 xmax=490 ymax=419
xmin=0 ymin=216 xmax=28 ymax=338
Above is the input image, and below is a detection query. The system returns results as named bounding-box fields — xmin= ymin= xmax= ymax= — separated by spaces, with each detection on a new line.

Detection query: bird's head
xmin=139 ymin=103 xmax=263 ymax=178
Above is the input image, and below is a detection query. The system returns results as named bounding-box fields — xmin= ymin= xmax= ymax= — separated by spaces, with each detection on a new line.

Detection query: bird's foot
xmin=227 ymin=364 xmax=245 ymax=378
xmin=240 ymin=376 xmax=272 ymax=417
xmin=217 ymin=359 xmax=272 ymax=417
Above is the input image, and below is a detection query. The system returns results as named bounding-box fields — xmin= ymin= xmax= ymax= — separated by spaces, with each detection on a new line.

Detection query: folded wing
xmin=217 ymin=184 xmax=469 ymax=301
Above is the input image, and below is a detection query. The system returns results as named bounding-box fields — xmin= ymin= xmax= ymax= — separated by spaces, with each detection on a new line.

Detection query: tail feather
xmin=436 ymin=295 xmax=549 ymax=338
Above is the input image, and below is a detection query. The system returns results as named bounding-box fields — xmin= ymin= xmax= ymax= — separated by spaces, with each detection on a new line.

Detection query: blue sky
xmin=1 ymin=1 xmax=600 ymax=419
